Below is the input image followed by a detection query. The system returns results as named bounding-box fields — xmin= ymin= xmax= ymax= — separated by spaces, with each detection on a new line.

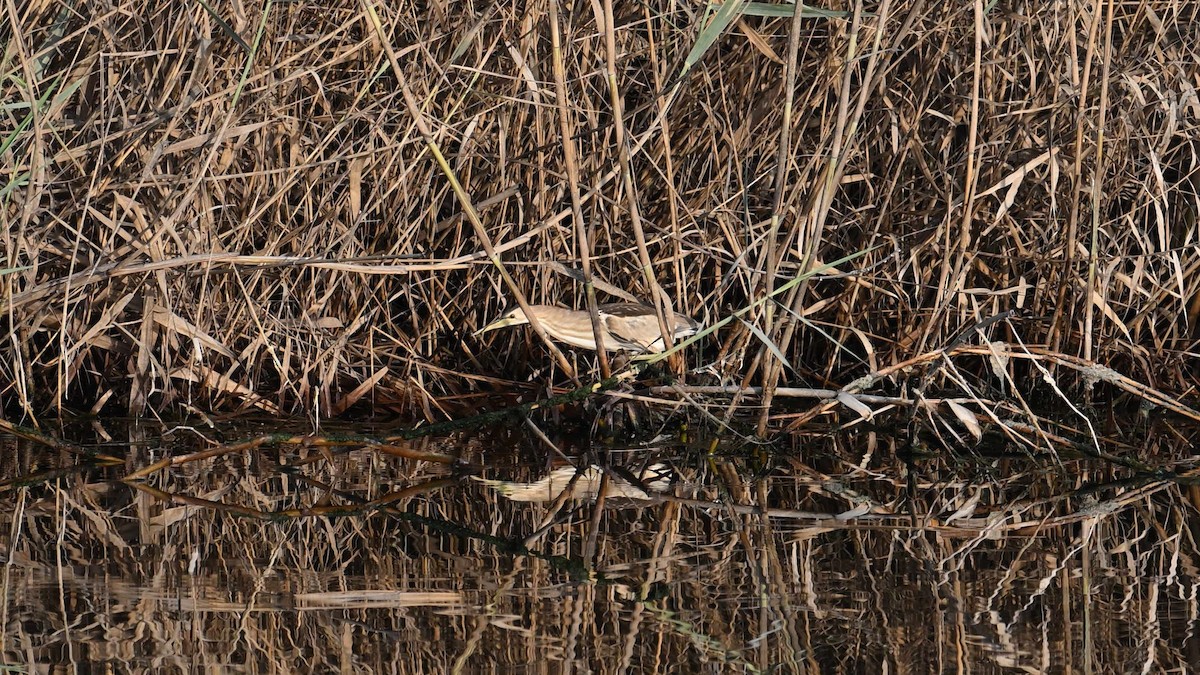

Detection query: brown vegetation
xmin=4 ymin=426 xmax=1200 ymax=671
xmin=3 ymin=1 xmax=1199 ymax=424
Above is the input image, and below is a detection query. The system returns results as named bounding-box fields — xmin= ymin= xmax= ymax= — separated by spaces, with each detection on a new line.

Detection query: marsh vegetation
xmin=3 ymin=0 xmax=1200 ymax=670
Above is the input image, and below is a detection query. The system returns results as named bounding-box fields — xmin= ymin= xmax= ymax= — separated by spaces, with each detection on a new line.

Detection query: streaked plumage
xmin=476 ymin=302 xmax=700 ymax=353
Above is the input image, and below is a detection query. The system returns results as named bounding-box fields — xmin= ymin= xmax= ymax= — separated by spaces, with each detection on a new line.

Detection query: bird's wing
xmin=595 ymin=304 xmax=652 ymax=351
xmin=597 ymin=302 xmax=653 ymax=317
xmin=602 ymin=311 xmax=657 ymax=351
xmin=600 ymin=302 xmax=700 ymax=351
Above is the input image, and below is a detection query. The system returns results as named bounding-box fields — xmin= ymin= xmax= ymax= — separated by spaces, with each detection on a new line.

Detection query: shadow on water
xmin=2 ymin=413 xmax=1200 ymax=673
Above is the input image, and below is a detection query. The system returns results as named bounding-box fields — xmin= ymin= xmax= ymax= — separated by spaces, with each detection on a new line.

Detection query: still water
xmin=1 ymin=418 xmax=1198 ymax=672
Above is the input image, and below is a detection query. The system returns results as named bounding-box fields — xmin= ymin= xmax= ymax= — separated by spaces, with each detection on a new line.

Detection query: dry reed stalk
xmin=0 ymin=1 xmax=1196 ymax=428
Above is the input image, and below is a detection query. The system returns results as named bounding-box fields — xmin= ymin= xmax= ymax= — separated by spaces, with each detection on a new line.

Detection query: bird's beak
xmin=473 ymin=315 xmax=520 ymax=337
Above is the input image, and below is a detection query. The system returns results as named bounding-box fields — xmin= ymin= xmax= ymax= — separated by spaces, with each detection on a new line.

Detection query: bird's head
xmin=474 ymin=307 xmax=531 ymax=336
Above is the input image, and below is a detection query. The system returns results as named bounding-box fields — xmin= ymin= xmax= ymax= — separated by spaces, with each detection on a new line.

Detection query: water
xmin=1 ymin=419 xmax=1198 ymax=672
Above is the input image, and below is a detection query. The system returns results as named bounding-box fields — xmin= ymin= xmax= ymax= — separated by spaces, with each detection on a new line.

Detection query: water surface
xmin=2 ymin=419 xmax=1197 ymax=672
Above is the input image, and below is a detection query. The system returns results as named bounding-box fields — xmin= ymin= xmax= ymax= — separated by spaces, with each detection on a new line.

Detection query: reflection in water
xmin=1 ymin=423 xmax=1199 ymax=672
xmin=474 ymin=463 xmax=675 ymax=502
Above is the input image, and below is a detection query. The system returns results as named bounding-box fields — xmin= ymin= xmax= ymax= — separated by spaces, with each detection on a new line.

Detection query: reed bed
xmin=2 ymin=0 xmax=1198 ymax=425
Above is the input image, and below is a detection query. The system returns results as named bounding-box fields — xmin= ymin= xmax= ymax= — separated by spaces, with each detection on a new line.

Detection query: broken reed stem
xmin=1050 ymin=0 xmax=1106 ymax=354
xmin=758 ymin=0 xmax=877 ymax=434
xmin=753 ymin=0 xmax=809 ymax=436
xmin=549 ymin=0 xmax=610 ymax=377
xmin=362 ymin=0 xmax=578 ymax=382
xmin=1085 ymin=0 xmax=1117 ymax=363
xmin=596 ymin=0 xmax=678 ymax=365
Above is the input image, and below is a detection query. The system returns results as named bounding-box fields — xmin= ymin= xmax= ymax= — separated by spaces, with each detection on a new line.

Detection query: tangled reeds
xmin=2 ymin=1 xmax=1198 ymax=427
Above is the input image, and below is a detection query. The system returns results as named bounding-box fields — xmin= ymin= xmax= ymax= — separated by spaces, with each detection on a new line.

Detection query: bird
xmin=475 ymin=302 xmax=701 ymax=354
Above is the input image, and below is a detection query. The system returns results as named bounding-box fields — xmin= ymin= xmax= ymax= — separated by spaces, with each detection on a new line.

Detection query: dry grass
xmin=2 ymin=0 xmax=1199 ymax=424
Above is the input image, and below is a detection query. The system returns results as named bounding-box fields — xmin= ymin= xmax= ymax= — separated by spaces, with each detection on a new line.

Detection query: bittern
xmin=476 ymin=302 xmax=700 ymax=354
